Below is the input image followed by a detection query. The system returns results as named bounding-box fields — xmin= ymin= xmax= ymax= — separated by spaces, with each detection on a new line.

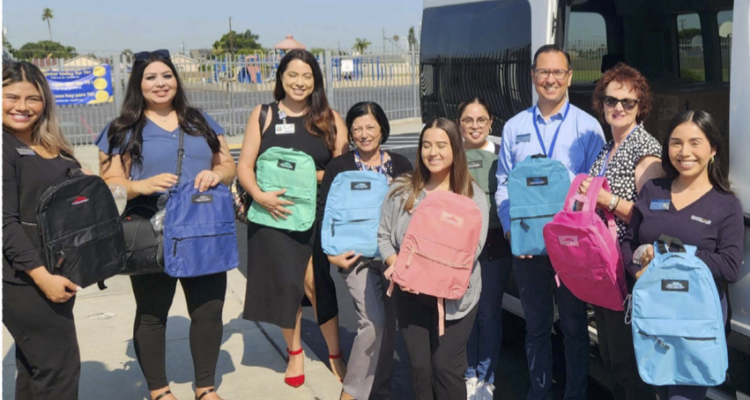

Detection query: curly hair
xmin=592 ymin=62 xmax=652 ymax=124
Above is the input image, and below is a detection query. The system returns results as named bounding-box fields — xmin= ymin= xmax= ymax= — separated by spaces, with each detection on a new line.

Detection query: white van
xmin=420 ymin=0 xmax=749 ymax=399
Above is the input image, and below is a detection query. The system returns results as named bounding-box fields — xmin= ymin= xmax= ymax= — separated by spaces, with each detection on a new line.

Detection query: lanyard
xmin=532 ymin=102 xmax=571 ymax=159
xmin=598 ymin=125 xmax=638 ymax=177
xmin=355 ymin=148 xmax=385 ymax=174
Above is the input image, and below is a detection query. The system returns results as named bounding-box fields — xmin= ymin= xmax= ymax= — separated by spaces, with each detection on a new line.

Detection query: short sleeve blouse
xmin=95 ymin=112 xmax=224 ymax=182
xmin=588 ymin=124 xmax=662 ymax=240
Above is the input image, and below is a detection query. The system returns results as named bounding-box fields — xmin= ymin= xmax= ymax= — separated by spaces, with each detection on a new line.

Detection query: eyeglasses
xmin=603 ymin=96 xmax=639 ymax=110
xmin=351 ymin=125 xmax=379 ymax=135
xmin=533 ymin=69 xmax=571 ymax=80
xmin=460 ymin=117 xmax=491 ymax=128
xmin=134 ymin=49 xmax=170 ymax=64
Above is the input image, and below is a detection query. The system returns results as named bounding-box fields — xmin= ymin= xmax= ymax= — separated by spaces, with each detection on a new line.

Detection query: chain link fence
xmin=31 ymin=50 xmax=421 ymax=146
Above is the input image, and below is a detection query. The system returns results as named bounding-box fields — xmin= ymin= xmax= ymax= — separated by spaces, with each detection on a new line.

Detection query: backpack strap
xmin=437 ymin=298 xmax=446 ymax=336
xmin=175 ymin=128 xmax=185 ymax=185
xmin=656 ymin=234 xmax=686 ymax=255
xmin=259 ymin=104 xmax=271 ymax=136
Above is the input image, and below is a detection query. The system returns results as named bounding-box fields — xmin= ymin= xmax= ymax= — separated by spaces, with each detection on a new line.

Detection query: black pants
xmin=130 ymin=272 xmax=226 ymax=390
xmin=3 ymin=282 xmax=80 ymax=400
xmin=593 ymin=306 xmax=655 ymax=400
xmin=396 ymin=288 xmax=478 ymax=400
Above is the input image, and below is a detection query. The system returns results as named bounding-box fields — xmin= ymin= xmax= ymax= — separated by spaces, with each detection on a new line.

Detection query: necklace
xmin=146 ymin=110 xmax=174 ymax=123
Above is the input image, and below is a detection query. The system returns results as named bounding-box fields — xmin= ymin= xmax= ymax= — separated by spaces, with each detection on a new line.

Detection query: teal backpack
xmin=248 ymin=146 xmax=317 ymax=231
xmin=466 ymin=148 xmax=501 ymax=230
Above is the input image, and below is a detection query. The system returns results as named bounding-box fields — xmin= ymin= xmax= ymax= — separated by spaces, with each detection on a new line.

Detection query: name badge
xmin=275 ymin=123 xmax=295 ymax=134
xmin=16 ymin=147 xmax=36 ymax=156
xmin=691 ymin=215 xmax=712 ymax=225
xmin=650 ymin=199 xmax=670 ymax=211
xmin=516 ymin=134 xmax=531 ymax=143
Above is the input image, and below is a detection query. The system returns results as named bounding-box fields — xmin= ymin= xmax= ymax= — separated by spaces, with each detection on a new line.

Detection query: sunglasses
xmin=134 ymin=49 xmax=170 ymax=64
xmin=603 ymin=96 xmax=639 ymax=110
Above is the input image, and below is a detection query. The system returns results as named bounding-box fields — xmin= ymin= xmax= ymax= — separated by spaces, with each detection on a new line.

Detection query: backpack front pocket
xmin=166 ymin=222 xmax=239 ymax=277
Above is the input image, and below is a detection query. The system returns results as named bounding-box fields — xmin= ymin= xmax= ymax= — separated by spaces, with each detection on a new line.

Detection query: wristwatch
xmin=607 ymin=195 xmax=619 ymax=212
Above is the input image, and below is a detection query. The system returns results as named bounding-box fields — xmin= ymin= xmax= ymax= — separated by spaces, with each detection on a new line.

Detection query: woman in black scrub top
xmin=237 ymin=50 xmax=350 ymax=387
xmin=2 ymin=62 xmax=83 ymax=400
xmin=622 ymin=110 xmax=743 ymax=400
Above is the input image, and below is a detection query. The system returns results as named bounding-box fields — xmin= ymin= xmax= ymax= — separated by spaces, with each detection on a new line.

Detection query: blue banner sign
xmin=45 ymin=64 xmax=113 ymax=105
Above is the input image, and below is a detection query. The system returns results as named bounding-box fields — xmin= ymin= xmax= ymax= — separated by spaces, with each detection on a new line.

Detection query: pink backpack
xmin=387 ymin=191 xmax=482 ymax=335
xmin=543 ymin=174 xmax=627 ymax=311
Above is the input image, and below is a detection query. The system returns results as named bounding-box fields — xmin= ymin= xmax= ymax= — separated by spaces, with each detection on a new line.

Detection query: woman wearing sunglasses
xmin=577 ymin=62 xmax=664 ymax=400
xmin=97 ymin=50 xmax=236 ymax=400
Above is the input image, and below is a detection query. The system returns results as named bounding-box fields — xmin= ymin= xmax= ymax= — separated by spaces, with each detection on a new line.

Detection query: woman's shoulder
xmin=326 ymin=152 xmax=356 ymax=170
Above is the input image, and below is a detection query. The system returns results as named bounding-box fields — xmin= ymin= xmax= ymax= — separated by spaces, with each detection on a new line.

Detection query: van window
xmin=420 ymin=0 xmax=532 ymax=130
xmin=568 ymin=12 xmax=608 ymax=84
xmin=677 ymin=13 xmax=705 ymax=82
xmin=718 ymin=10 xmax=732 ymax=82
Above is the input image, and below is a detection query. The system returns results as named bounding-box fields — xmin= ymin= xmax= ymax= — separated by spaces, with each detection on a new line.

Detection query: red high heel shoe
xmin=329 ymin=352 xmax=344 ymax=383
xmin=285 ymin=348 xmax=305 ymax=388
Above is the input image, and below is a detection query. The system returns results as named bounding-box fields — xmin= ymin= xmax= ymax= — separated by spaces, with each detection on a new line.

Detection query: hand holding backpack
xmin=543 ymin=174 xmax=627 ymax=311
xmin=387 ymin=191 xmax=483 ymax=336
xmin=629 ymin=234 xmax=727 ymax=386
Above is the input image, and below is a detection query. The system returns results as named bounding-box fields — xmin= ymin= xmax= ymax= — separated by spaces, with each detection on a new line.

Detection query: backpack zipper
xmin=331 ymin=219 xmax=374 ymax=237
xmin=638 ymin=331 xmax=670 ymax=349
xmin=511 ymin=213 xmax=557 ymax=230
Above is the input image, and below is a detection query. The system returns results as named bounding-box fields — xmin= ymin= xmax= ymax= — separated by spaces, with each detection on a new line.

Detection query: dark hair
xmin=103 ymin=53 xmax=220 ymax=172
xmin=274 ymin=50 xmax=337 ymax=152
xmin=390 ymin=118 xmax=474 ymax=210
xmin=532 ymin=44 xmax=571 ymax=70
xmin=592 ymin=62 xmax=652 ymax=123
xmin=345 ymin=102 xmax=390 ymax=144
xmin=457 ymin=97 xmax=493 ymax=121
xmin=661 ymin=110 xmax=733 ymax=194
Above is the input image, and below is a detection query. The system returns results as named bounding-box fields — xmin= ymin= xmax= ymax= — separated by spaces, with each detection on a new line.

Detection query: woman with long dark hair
xmin=237 ymin=49 xmax=349 ymax=387
xmin=622 ymin=110 xmax=743 ymax=400
xmin=3 ymin=61 xmax=83 ymax=400
xmin=378 ymin=118 xmax=488 ymax=400
xmin=97 ymin=50 xmax=236 ymax=400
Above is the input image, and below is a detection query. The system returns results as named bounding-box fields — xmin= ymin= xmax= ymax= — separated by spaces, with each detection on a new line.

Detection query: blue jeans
xmin=466 ymin=253 xmax=513 ymax=384
xmin=513 ymin=256 xmax=589 ymax=400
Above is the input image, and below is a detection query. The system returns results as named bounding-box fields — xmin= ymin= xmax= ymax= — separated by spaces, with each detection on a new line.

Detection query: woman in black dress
xmin=237 ymin=50 xmax=350 ymax=386
xmin=3 ymin=62 xmax=83 ymax=400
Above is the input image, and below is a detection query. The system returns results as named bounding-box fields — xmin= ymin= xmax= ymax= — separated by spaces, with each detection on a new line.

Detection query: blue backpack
xmin=321 ymin=171 xmax=389 ymax=258
xmin=162 ymin=131 xmax=239 ymax=278
xmin=630 ymin=235 xmax=727 ymax=386
xmin=507 ymin=155 xmax=570 ymax=256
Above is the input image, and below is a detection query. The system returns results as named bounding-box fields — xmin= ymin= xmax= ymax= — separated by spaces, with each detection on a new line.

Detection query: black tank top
xmin=259 ymin=102 xmax=333 ymax=171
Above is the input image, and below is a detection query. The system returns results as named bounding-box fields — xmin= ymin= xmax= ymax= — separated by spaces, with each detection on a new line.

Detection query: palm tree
xmin=408 ymin=26 xmax=418 ymax=52
xmin=353 ymin=38 xmax=371 ymax=54
xmin=42 ymin=8 xmax=54 ymax=42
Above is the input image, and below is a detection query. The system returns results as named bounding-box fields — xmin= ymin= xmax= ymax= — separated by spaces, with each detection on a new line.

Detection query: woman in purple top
xmin=622 ymin=110 xmax=744 ymax=400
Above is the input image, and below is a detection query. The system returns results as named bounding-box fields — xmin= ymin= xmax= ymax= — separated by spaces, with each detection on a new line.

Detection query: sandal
xmin=196 ymin=388 xmax=216 ymax=400
xmin=154 ymin=390 xmax=172 ymax=400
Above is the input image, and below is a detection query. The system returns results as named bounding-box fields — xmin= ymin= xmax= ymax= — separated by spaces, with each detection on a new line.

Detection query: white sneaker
xmin=477 ymin=382 xmax=494 ymax=400
xmin=466 ymin=377 xmax=478 ymax=400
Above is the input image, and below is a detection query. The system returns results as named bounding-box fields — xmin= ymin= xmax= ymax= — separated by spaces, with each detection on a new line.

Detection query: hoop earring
xmin=489 ymin=127 xmax=493 ymax=134
xmin=710 ymin=156 xmax=715 ymax=164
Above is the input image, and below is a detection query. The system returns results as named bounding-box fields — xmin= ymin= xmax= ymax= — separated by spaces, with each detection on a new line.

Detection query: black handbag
xmin=119 ymin=129 xmax=185 ymax=275
xmin=232 ymin=104 xmax=270 ymax=223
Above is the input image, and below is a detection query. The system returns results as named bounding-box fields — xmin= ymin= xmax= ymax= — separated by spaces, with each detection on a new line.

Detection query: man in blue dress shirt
xmin=495 ymin=45 xmax=606 ymax=400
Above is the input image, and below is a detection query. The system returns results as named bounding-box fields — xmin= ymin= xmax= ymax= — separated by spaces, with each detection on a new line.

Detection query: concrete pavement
xmin=2 ymin=267 xmax=343 ymax=400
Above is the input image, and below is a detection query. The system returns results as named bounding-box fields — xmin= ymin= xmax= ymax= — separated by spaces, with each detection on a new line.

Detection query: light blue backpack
xmin=630 ymin=235 xmax=727 ymax=386
xmin=507 ymin=154 xmax=570 ymax=255
xmin=321 ymin=171 xmax=389 ymax=258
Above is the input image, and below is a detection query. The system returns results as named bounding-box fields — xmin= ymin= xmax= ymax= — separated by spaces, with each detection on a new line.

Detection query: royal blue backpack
xmin=507 ymin=154 xmax=570 ymax=255
xmin=630 ymin=235 xmax=727 ymax=386
xmin=162 ymin=131 xmax=239 ymax=278
xmin=321 ymin=171 xmax=389 ymax=258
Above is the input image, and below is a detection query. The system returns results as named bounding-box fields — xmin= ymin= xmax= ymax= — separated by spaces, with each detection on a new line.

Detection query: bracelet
xmin=607 ymin=195 xmax=619 ymax=212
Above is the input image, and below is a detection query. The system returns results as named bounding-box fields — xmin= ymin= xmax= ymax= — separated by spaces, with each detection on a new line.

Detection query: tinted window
xmin=420 ymin=0 xmax=532 ymax=132
xmin=718 ymin=10 xmax=732 ymax=82
xmin=568 ymin=12 xmax=607 ymax=84
xmin=677 ymin=13 xmax=705 ymax=82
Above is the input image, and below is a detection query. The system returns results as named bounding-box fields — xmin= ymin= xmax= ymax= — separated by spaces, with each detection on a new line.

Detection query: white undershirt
xmin=481 ymin=140 xmax=496 ymax=154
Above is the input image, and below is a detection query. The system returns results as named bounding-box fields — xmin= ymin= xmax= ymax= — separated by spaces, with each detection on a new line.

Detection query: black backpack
xmin=36 ymin=169 xmax=126 ymax=288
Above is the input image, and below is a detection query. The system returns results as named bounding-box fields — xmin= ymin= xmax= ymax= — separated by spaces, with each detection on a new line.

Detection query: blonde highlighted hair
xmin=3 ymin=61 xmax=76 ymax=161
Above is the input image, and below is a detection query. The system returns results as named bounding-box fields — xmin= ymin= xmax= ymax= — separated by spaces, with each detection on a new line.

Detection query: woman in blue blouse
xmin=622 ymin=110 xmax=743 ymax=400
xmin=97 ymin=50 xmax=236 ymax=400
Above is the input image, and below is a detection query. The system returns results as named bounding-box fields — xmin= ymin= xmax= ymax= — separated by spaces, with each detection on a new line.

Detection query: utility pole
xmin=181 ymin=42 xmax=185 ymax=55
xmin=229 ymin=17 xmax=234 ymax=57
xmin=382 ymin=27 xmax=386 ymax=53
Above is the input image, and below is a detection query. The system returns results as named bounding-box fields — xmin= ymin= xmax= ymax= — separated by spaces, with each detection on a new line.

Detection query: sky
xmin=2 ymin=0 xmax=424 ymax=56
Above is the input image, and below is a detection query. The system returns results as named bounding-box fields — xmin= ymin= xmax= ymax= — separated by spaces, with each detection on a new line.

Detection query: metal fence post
xmin=227 ymin=54 xmax=236 ymax=135
xmin=411 ymin=49 xmax=420 ymax=118
xmin=112 ymin=54 xmax=124 ymax=113
xmin=325 ymin=50 xmax=334 ymax=106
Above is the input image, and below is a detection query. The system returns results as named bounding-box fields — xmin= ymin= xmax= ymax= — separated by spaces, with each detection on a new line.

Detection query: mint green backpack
xmin=248 ymin=146 xmax=317 ymax=231
xmin=465 ymin=149 xmax=501 ymax=230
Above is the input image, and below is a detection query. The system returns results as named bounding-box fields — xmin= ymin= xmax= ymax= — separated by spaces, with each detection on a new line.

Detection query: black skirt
xmin=243 ymin=220 xmax=338 ymax=329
